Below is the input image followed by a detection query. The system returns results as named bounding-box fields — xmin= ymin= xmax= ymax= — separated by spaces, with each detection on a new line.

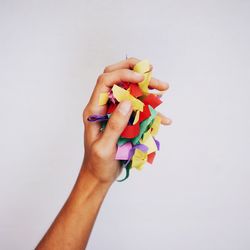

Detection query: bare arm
xmin=36 ymin=57 xmax=170 ymax=250
xmin=36 ymin=167 xmax=111 ymax=250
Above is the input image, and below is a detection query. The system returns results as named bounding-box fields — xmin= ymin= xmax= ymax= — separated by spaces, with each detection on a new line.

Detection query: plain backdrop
xmin=0 ymin=0 xmax=250 ymax=249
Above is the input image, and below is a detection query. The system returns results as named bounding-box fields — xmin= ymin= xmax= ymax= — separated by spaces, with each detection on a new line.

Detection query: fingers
xmin=158 ymin=112 xmax=172 ymax=125
xmin=88 ymin=69 xmax=144 ymax=109
xmin=149 ymin=77 xmax=169 ymax=91
xmin=101 ymin=101 xmax=133 ymax=147
xmin=103 ymin=58 xmax=169 ymax=92
xmin=84 ymin=69 xmax=143 ymax=143
xmin=103 ymin=57 xmax=141 ymax=73
xmin=84 ymin=58 xmax=171 ymax=144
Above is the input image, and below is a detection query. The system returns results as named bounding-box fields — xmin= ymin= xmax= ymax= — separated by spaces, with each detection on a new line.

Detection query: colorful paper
xmin=87 ymin=114 xmax=109 ymax=122
xmin=141 ymin=134 xmax=158 ymax=154
xmin=98 ymin=92 xmax=109 ymax=105
xmin=129 ymin=83 xmax=143 ymax=98
xmin=121 ymin=122 xmax=140 ymax=139
xmin=133 ymin=110 xmax=140 ymax=125
xmin=143 ymin=93 xmax=162 ymax=108
xmin=151 ymin=115 xmax=161 ymax=136
xmin=115 ymin=142 xmax=133 ymax=160
xmin=112 ymin=85 xmax=144 ymax=111
xmin=133 ymin=59 xmax=151 ymax=93
xmin=87 ymin=59 xmax=164 ymax=181
xmin=147 ymin=152 xmax=156 ymax=164
xmin=131 ymin=148 xmax=148 ymax=170
xmin=138 ymin=105 xmax=151 ymax=123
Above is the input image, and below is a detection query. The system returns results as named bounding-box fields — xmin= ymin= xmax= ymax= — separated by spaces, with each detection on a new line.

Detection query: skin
xmin=36 ymin=57 xmax=171 ymax=250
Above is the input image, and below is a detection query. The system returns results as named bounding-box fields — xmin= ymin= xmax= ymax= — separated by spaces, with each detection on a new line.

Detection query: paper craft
xmin=98 ymin=92 xmax=109 ymax=105
xmin=112 ymin=84 xmax=144 ymax=111
xmin=115 ymin=142 xmax=133 ymax=160
xmin=121 ymin=122 xmax=140 ymax=139
xmin=147 ymin=152 xmax=156 ymax=164
xmin=88 ymin=59 xmax=164 ymax=181
xmin=142 ymin=93 xmax=162 ymax=108
xmin=129 ymin=83 xmax=143 ymax=98
xmin=133 ymin=60 xmax=152 ymax=93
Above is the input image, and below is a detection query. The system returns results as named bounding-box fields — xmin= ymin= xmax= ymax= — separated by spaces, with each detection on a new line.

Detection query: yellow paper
xmin=139 ymin=71 xmax=151 ymax=93
xmin=112 ymin=85 xmax=144 ymax=111
xmin=131 ymin=149 xmax=148 ymax=170
xmin=151 ymin=116 xmax=161 ymax=136
xmin=133 ymin=60 xmax=151 ymax=94
xmin=133 ymin=110 xmax=140 ymax=125
xmin=142 ymin=128 xmax=151 ymax=142
xmin=142 ymin=134 xmax=158 ymax=154
xmin=98 ymin=92 xmax=109 ymax=105
xmin=133 ymin=59 xmax=150 ymax=73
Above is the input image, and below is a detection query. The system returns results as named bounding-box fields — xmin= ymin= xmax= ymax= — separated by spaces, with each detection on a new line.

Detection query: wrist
xmin=80 ymin=157 xmax=119 ymax=184
xmin=77 ymin=164 xmax=113 ymax=192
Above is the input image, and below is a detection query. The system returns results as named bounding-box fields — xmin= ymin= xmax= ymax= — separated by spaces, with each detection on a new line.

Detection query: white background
xmin=0 ymin=0 xmax=250 ymax=249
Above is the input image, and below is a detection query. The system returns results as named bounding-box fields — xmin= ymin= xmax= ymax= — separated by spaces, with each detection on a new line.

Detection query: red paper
xmin=119 ymin=82 xmax=130 ymax=90
xmin=129 ymin=83 xmax=143 ymax=98
xmin=121 ymin=122 xmax=140 ymax=139
xmin=143 ymin=94 xmax=162 ymax=108
xmin=139 ymin=105 xmax=151 ymax=123
xmin=107 ymin=102 xmax=117 ymax=114
xmin=147 ymin=152 xmax=156 ymax=164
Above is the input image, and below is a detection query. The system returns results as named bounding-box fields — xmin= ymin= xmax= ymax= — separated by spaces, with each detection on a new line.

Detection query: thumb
xmin=101 ymin=100 xmax=132 ymax=147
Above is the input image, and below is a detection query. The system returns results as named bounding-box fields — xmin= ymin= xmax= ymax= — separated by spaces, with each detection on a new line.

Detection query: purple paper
xmin=108 ymin=91 xmax=116 ymax=104
xmin=133 ymin=144 xmax=149 ymax=153
xmin=87 ymin=114 xmax=109 ymax=122
xmin=154 ymin=138 xmax=160 ymax=151
xmin=122 ymin=143 xmax=149 ymax=168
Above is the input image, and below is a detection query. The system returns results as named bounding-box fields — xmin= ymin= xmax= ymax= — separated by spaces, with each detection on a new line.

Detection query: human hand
xmin=81 ymin=57 xmax=171 ymax=184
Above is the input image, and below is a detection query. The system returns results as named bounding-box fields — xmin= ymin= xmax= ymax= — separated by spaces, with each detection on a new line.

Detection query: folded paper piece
xmin=121 ymin=122 xmax=140 ymax=139
xmin=143 ymin=93 xmax=162 ymax=108
xmin=115 ymin=142 xmax=133 ymax=160
xmin=151 ymin=115 xmax=161 ymax=136
xmin=147 ymin=152 xmax=156 ymax=164
xmin=132 ymin=148 xmax=148 ymax=170
xmin=88 ymin=59 xmax=164 ymax=181
xmin=129 ymin=83 xmax=143 ymax=98
xmin=133 ymin=60 xmax=151 ymax=93
xmin=87 ymin=114 xmax=109 ymax=122
xmin=98 ymin=92 xmax=109 ymax=105
xmin=112 ymin=84 xmax=144 ymax=111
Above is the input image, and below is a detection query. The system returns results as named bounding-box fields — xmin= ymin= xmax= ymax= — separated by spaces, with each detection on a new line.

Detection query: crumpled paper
xmin=88 ymin=60 xmax=163 ymax=181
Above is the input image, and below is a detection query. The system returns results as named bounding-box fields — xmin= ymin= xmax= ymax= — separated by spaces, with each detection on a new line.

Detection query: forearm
xmin=36 ymin=164 xmax=112 ymax=250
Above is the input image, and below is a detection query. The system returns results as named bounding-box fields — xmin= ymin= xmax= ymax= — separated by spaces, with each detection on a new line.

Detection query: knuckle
xmin=119 ymin=68 xmax=130 ymax=77
xmin=92 ymin=143 xmax=109 ymax=160
xmin=127 ymin=57 xmax=138 ymax=62
xmin=82 ymin=107 xmax=89 ymax=120
xmin=97 ymin=73 xmax=108 ymax=84
xmin=103 ymin=65 xmax=111 ymax=73
xmin=82 ymin=106 xmax=92 ymax=124
xmin=108 ymin=119 xmax=121 ymax=132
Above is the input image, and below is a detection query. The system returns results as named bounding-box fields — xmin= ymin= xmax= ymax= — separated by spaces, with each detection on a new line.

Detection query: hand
xmin=81 ymin=57 xmax=171 ymax=184
xmin=36 ymin=58 xmax=171 ymax=249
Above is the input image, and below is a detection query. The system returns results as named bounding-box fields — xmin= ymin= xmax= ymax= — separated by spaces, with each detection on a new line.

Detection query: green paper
xmin=117 ymin=137 xmax=130 ymax=146
xmin=117 ymin=162 xmax=132 ymax=182
xmin=131 ymin=105 xmax=157 ymax=145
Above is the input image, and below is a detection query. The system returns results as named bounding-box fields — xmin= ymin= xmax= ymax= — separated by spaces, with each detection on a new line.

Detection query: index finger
xmin=103 ymin=57 xmax=142 ymax=72
xmin=104 ymin=58 xmax=168 ymax=91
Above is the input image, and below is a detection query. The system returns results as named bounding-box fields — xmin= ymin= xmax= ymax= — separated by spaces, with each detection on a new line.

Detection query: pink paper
xmin=115 ymin=142 xmax=133 ymax=160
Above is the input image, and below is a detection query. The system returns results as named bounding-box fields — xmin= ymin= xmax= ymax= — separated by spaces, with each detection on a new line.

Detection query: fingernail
xmin=134 ymin=72 xmax=144 ymax=80
xmin=118 ymin=101 xmax=132 ymax=116
xmin=166 ymin=118 xmax=172 ymax=125
xmin=164 ymin=82 xmax=170 ymax=89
